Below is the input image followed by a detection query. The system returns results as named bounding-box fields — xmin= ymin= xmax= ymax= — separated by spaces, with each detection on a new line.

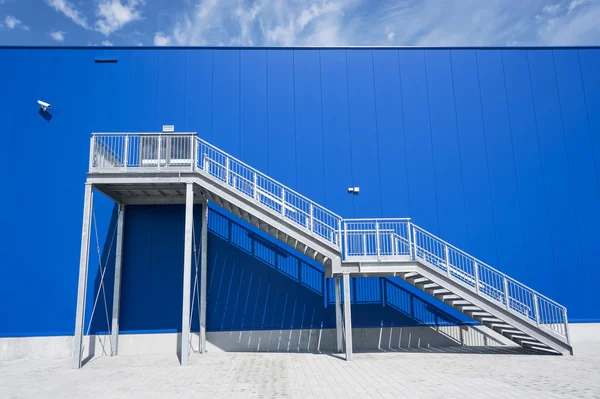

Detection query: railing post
xmin=281 ymin=188 xmax=285 ymax=215
xmin=89 ymin=136 xmax=95 ymax=170
xmin=203 ymin=153 xmax=208 ymax=172
xmin=412 ymin=225 xmax=417 ymax=260
xmin=309 ymin=204 xmax=314 ymax=233
xmin=157 ymin=135 xmax=162 ymax=170
xmin=533 ymin=293 xmax=540 ymax=327
xmin=407 ymin=222 xmax=413 ymax=260
xmin=123 ymin=135 xmax=129 ymax=169
xmin=391 ymin=233 xmax=396 ymax=256
xmin=445 ymin=245 xmax=450 ymax=277
xmin=375 ymin=222 xmax=381 ymax=260
xmin=190 ymin=135 xmax=195 ymax=172
xmin=563 ymin=308 xmax=570 ymax=344
xmin=343 ymin=222 xmax=348 ymax=260
xmin=362 ymin=233 xmax=367 ymax=257
xmin=337 ymin=219 xmax=342 ymax=247
xmin=473 ymin=261 xmax=480 ymax=293
xmin=253 ymin=172 xmax=258 ymax=200
xmin=503 ymin=277 xmax=510 ymax=311
xmin=226 ymin=158 xmax=230 ymax=185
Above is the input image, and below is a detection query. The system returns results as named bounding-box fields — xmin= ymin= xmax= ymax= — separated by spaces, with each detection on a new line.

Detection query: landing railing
xmin=89 ymin=133 xmax=343 ymax=248
xmin=343 ymin=219 xmax=569 ymax=342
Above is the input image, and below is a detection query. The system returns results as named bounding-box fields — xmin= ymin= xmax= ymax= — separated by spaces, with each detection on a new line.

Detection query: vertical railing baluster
xmin=407 ymin=222 xmax=413 ymax=260
xmin=445 ymin=245 xmax=450 ymax=277
xmin=123 ymin=135 xmax=129 ymax=169
xmin=281 ymin=188 xmax=285 ymax=215
xmin=253 ymin=172 xmax=258 ymax=200
xmin=363 ymin=233 xmax=367 ymax=257
xmin=226 ymin=158 xmax=230 ymax=185
xmin=563 ymin=308 xmax=570 ymax=344
xmin=309 ymin=204 xmax=314 ymax=233
xmin=473 ymin=261 xmax=479 ymax=293
xmin=375 ymin=222 xmax=381 ymax=260
xmin=157 ymin=135 xmax=162 ymax=170
xmin=391 ymin=233 xmax=396 ymax=256
xmin=343 ymin=222 xmax=348 ymax=259
xmin=337 ymin=219 xmax=342 ymax=247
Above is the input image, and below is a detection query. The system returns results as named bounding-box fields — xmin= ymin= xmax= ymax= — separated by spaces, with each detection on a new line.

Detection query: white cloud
xmin=153 ymin=32 xmax=171 ymax=46
xmin=45 ymin=0 xmax=144 ymax=36
xmin=102 ymin=39 xmax=113 ymax=46
xmin=45 ymin=0 xmax=89 ymax=29
xmin=4 ymin=15 xmax=19 ymax=29
xmin=542 ymin=4 xmax=561 ymax=14
xmin=96 ymin=0 xmax=144 ymax=36
xmin=50 ymin=30 xmax=66 ymax=42
xmin=2 ymin=15 xmax=29 ymax=31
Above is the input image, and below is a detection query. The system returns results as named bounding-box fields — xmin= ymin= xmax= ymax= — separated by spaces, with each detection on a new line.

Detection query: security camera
xmin=37 ymin=100 xmax=51 ymax=111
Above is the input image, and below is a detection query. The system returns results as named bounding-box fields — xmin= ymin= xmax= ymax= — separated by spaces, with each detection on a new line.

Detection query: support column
xmin=342 ymin=273 xmax=353 ymax=361
xmin=335 ymin=277 xmax=343 ymax=353
xmin=181 ymin=183 xmax=194 ymax=366
xmin=110 ymin=204 xmax=125 ymax=356
xmin=72 ymin=183 xmax=94 ymax=369
xmin=200 ymin=202 xmax=208 ymax=353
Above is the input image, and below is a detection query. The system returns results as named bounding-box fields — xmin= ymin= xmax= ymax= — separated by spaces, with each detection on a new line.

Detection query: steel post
xmin=200 ymin=202 xmax=208 ymax=353
xmin=110 ymin=204 xmax=125 ymax=356
xmin=180 ymin=183 xmax=194 ymax=365
xmin=335 ymin=277 xmax=343 ymax=353
xmin=343 ymin=273 xmax=353 ymax=361
xmin=72 ymin=183 xmax=94 ymax=369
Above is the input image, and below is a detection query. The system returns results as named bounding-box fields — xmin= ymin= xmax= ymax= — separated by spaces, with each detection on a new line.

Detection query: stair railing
xmin=344 ymin=219 xmax=569 ymax=342
xmin=195 ymin=137 xmax=343 ymax=248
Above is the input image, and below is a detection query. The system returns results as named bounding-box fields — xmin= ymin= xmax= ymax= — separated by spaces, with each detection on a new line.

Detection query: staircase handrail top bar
xmin=409 ymin=223 xmax=566 ymax=311
xmin=344 ymin=218 xmax=412 ymax=222
xmin=92 ymin=132 xmax=198 ymax=136
xmin=195 ymin=136 xmax=344 ymax=221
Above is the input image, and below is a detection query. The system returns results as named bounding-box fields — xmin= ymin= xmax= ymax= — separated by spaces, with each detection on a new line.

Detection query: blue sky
xmin=0 ymin=0 xmax=599 ymax=46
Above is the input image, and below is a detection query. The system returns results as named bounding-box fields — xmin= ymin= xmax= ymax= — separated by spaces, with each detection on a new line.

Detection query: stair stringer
xmin=404 ymin=262 xmax=573 ymax=355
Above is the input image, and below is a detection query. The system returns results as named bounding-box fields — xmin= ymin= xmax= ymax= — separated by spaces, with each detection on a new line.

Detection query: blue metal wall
xmin=1 ymin=47 xmax=599 ymax=338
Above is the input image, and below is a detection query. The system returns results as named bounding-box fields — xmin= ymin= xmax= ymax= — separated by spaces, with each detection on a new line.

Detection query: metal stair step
xmin=459 ymin=306 xmax=482 ymax=311
xmin=447 ymin=300 xmax=471 ymax=306
xmin=466 ymin=311 xmax=491 ymax=318
xmin=411 ymin=277 xmax=430 ymax=284
xmin=402 ymin=272 xmax=420 ymax=279
xmin=439 ymin=293 xmax=458 ymax=299
xmin=423 ymin=283 xmax=439 ymax=290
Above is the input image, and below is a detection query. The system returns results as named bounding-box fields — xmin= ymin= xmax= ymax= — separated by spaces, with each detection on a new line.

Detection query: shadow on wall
xmin=84 ymin=204 xmax=502 ymax=353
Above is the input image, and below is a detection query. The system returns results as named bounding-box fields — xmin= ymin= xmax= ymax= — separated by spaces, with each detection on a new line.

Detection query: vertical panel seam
xmin=448 ymin=50 xmax=470 ymax=248
xmin=266 ymin=50 xmax=270 ymax=175
xmin=500 ymin=50 xmax=531 ymax=283
xmin=370 ymin=50 xmax=384 ymax=216
xmin=525 ymin=50 xmax=561 ymax=301
xmin=210 ymin=50 xmax=215 ymax=142
xmin=423 ymin=51 xmax=441 ymax=234
xmin=474 ymin=51 xmax=501 ymax=267
xmin=292 ymin=50 xmax=299 ymax=188
xmin=317 ymin=50 xmax=328 ymax=207
xmin=344 ymin=50 xmax=356 ymax=216
xmin=576 ymin=50 xmax=600 ymax=196
xmin=238 ymin=50 xmax=242 ymax=157
xmin=396 ymin=50 xmax=412 ymax=217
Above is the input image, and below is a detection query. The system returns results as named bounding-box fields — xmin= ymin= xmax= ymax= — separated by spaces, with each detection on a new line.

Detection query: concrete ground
xmin=2 ymin=340 xmax=600 ymax=399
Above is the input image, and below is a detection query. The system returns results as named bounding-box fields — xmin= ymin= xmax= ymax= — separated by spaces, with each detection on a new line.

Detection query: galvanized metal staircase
xmin=87 ymin=132 xmax=573 ymax=356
